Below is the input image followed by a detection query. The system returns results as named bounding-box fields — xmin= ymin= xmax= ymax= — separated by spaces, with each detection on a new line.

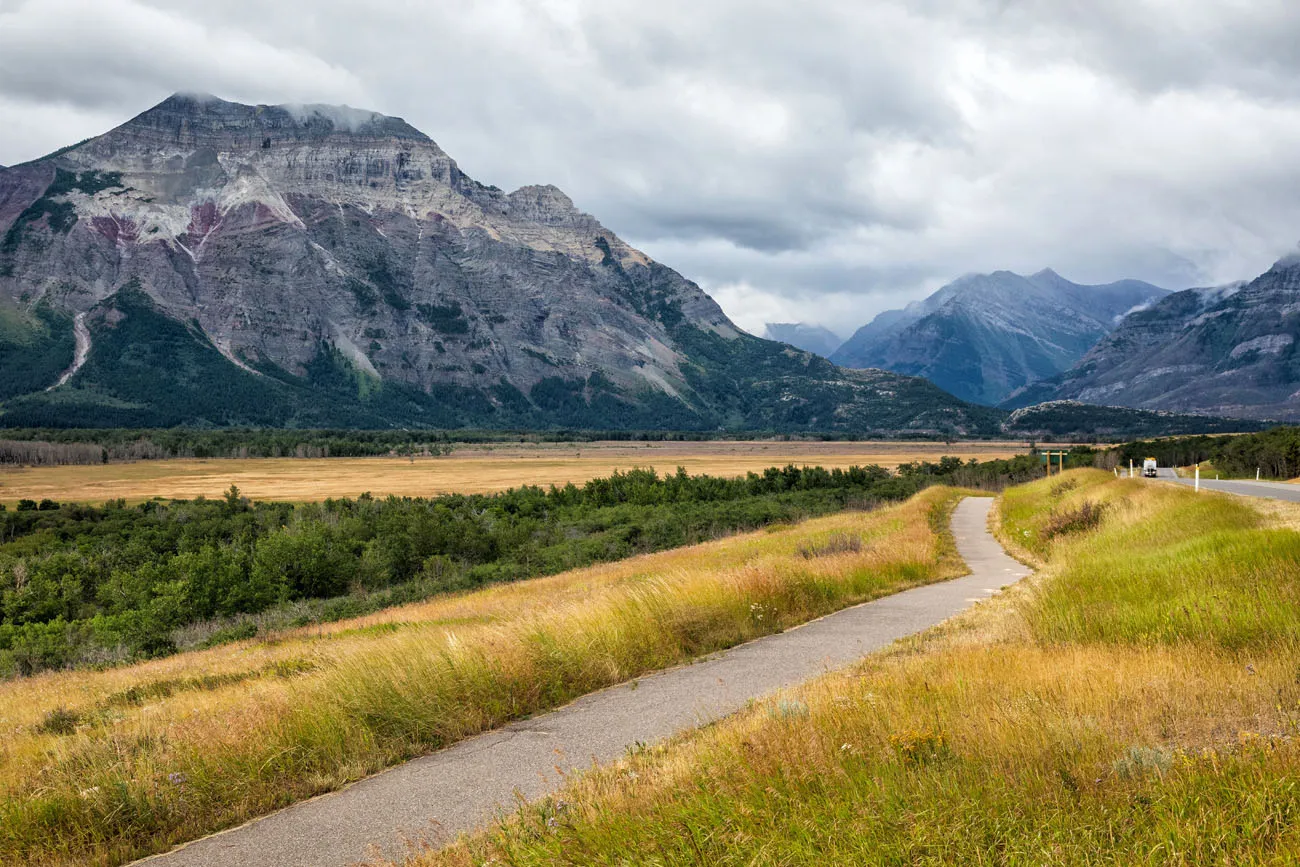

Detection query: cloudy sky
xmin=3 ymin=0 xmax=1300 ymax=337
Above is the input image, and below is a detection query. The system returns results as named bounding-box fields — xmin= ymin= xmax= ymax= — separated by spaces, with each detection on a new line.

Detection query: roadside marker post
xmin=1258 ymin=468 xmax=1262 ymax=481
xmin=1195 ymin=463 xmax=1200 ymax=493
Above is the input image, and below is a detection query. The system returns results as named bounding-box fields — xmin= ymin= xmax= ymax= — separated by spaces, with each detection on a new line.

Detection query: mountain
xmin=0 ymin=94 xmax=1000 ymax=434
xmin=830 ymin=269 xmax=1167 ymax=406
xmin=762 ymin=322 xmax=843 ymax=358
xmin=1002 ymin=255 xmax=1300 ymax=420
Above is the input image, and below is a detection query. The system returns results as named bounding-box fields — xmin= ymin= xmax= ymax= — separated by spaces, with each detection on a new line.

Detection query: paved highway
xmin=1154 ymin=466 xmax=1300 ymax=502
xmin=135 ymin=498 xmax=1029 ymax=867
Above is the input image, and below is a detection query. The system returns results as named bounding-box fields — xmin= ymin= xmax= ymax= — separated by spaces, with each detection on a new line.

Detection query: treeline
xmin=0 ymin=440 xmax=107 ymax=467
xmin=0 ymin=459 xmax=1035 ymax=677
xmin=0 ymin=430 xmax=458 ymax=464
xmin=1111 ymin=426 xmax=1300 ymax=478
xmin=0 ymin=427 xmax=1031 ymax=464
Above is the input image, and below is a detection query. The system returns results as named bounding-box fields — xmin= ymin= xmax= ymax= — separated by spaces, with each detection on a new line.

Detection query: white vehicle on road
xmin=1143 ymin=458 xmax=1158 ymax=478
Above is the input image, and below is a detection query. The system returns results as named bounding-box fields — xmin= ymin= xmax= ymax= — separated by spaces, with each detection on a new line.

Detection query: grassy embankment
xmin=0 ymin=487 xmax=967 ymax=866
xmin=414 ymin=471 xmax=1300 ymax=866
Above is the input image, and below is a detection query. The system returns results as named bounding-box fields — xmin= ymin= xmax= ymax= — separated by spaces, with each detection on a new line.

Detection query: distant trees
xmin=0 ymin=431 xmax=458 ymax=464
xmin=0 ymin=440 xmax=105 ymax=466
xmin=1111 ymin=428 xmax=1300 ymax=478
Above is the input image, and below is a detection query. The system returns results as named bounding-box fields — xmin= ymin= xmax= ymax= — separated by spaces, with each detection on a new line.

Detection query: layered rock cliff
xmin=0 ymin=94 xmax=996 ymax=433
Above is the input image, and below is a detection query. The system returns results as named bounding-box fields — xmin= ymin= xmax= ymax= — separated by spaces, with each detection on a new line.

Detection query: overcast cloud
xmin=3 ymin=0 xmax=1300 ymax=336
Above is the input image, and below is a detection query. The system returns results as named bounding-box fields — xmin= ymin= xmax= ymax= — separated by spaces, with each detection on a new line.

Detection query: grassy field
xmin=0 ymin=486 xmax=968 ymax=866
xmin=0 ymin=440 xmax=1042 ymax=505
xmin=408 ymin=471 xmax=1300 ymax=866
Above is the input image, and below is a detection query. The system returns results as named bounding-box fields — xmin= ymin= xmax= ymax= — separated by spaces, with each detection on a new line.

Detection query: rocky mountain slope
xmin=1002 ymin=255 xmax=1300 ymax=420
xmin=0 ymin=94 xmax=1002 ymax=434
xmin=830 ymin=270 xmax=1166 ymax=406
xmin=762 ymin=323 xmax=843 ymax=358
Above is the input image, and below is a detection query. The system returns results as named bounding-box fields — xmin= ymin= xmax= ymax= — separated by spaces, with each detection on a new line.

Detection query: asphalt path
xmin=136 ymin=497 xmax=1029 ymax=867
xmin=1153 ymin=466 xmax=1300 ymax=502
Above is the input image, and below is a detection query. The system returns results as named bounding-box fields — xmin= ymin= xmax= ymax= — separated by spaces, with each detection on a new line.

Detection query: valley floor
xmin=403 ymin=471 xmax=1300 ymax=866
xmin=0 ymin=440 xmax=1047 ymax=505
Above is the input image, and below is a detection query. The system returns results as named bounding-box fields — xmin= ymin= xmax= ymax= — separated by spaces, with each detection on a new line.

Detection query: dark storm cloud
xmin=3 ymin=0 xmax=1300 ymax=333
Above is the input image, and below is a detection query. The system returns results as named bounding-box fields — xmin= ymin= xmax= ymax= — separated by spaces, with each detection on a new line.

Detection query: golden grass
xmin=0 ymin=440 xmax=1043 ymax=505
xmin=406 ymin=471 xmax=1300 ymax=866
xmin=0 ymin=487 xmax=968 ymax=866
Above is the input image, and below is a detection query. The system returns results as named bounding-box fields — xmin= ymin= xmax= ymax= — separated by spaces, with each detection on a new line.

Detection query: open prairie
xmin=0 ymin=439 xmax=1044 ymax=505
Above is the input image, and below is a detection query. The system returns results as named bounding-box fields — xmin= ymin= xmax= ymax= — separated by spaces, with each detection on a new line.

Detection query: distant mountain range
xmin=1004 ymin=254 xmax=1300 ymax=420
xmin=762 ymin=323 xmax=843 ymax=358
xmin=0 ymin=93 xmax=1277 ymax=437
xmin=830 ymin=269 xmax=1167 ymax=405
xmin=0 ymin=93 xmax=1004 ymax=435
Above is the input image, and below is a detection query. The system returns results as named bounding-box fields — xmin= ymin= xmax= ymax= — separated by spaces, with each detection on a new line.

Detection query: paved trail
xmin=137 ymin=497 xmax=1029 ymax=867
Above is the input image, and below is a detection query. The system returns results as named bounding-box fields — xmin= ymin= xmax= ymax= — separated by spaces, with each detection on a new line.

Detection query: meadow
xmin=411 ymin=471 xmax=1300 ymax=866
xmin=0 ymin=485 xmax=969 ymax=866
xmin=0 ymin=439 xmax=1041 ymax=505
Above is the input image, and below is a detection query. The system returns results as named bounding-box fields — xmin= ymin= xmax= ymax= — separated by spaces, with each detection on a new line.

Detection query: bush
xmin=1042 ymin=501 xmax=1106 ymax=538
xmin=798 ymin=533 xmax=864 ymax=558
xmin=35 ymin=707 xmax=81 ymax=736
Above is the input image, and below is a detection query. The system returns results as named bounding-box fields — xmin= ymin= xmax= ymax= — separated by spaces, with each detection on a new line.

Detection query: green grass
xmin=412 ymin=471 xmax=1300 ymax=867
xmin=1002 ymin=472 xmax=1300 ymax=649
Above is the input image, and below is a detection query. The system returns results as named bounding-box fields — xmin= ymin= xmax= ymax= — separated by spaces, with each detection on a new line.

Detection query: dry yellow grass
xmin=408 ymin=472 xmax=1300 ymax=866
xmin=0 ymin=440 xmax=1042 ymax=505
xmin=0 ymin=487 xmax=966 ymax=866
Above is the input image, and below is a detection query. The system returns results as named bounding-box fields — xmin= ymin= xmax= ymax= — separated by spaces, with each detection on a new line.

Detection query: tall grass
xmin=1002 ymin=471 xmax=1300 ymax=650
xmin=409 ymin=471 xmax=1300 ymax=866
xmin=0 ymin=487 xmax=966 ymax=866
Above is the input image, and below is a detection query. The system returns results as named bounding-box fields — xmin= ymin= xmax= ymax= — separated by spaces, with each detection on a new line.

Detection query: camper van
xmin=1143 ymin=458 xmax=1158 ymax=478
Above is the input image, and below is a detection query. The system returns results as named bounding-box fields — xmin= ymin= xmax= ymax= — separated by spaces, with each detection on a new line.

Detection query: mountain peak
xmin=107 ymin=93 xmax=432 ymax=151
xmin=1269 ymin=248 xmax=1300 ymax=272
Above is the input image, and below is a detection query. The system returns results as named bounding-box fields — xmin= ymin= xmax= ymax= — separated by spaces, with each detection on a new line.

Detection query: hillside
xmin=831 ymin=269 xmax=1166 ymax=405
xmin=0 ymin=94 xmax=995 ymax=435
xmin=1002 ymin=255 xmax=1300 ymax=420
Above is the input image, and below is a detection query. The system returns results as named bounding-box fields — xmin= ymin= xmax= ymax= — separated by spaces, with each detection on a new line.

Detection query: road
xmin=135 ymin=497 xmax=1030 ymax=867
xmin=1154 ymin=466 xmax=1300 ymax=502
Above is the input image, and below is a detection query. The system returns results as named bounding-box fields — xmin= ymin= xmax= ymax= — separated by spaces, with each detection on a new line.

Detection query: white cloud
xmin=2 ymin=0 xmax=1299 ymax=332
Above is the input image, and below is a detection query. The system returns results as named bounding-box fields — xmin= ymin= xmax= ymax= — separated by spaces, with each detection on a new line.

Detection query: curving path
xmin=135 ymin=497 xmax=1029 ymax=867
